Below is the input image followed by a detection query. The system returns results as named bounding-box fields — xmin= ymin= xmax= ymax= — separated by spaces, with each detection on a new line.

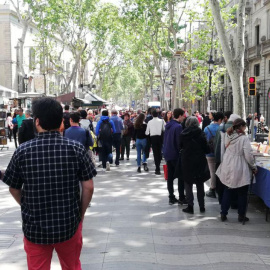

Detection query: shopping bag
xmin=163 ymin=164 xmax=168 ymax=181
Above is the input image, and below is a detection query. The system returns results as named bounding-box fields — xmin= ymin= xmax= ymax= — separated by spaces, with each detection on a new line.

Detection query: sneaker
xmin=221 ymin=214 xmax=227 ymax=222
xmin=200 ymin=207 xmax=205 ymax=213
xmin=119 ymin=157 xmax=124 ymax=161
xmin=178 ymin=198 xmax=188 ymax=205
xmin=106 ymin=162 xmax=110 ymax=171
xmin=169 ymin=197 xmax=179 ymax=205
xmin=115 ymin=164 xmax=119 ymax=167
xmin=127 ymin=157 xmax=130 ymax=160
xmin=182 ymin=205 xmax=194 ymax=214
xmin=137 ymin=167 xmax=141 ymax=173
xmin=238 ymin=215 xmax=249 ymax=222
xmin=143 ymin=163 xmax=149 ymax=172
xmin=155 ymin=170 xmax=161 ymax=175
xmin=206 ymin=189 xmax=216 ymax=198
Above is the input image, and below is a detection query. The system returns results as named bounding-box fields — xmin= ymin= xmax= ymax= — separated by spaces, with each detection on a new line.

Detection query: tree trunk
xmin=209 ymin=0 xmax=246 ymax=118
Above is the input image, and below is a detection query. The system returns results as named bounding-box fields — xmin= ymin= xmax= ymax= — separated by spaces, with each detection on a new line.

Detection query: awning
xmin=56 ymin=92 xmax=75 ymax=104
xmin=18 ymin=92 xmax=44 ymax=98
xmin=0 ymin=85 xmax=18 ymax=98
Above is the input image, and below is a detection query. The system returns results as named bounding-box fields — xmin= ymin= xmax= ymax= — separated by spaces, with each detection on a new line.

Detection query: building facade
xmin=194 ymin=0 xmax=270 ymax=125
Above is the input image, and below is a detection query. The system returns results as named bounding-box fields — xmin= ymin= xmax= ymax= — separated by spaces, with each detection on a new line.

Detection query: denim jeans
xmin=136 ymin=138 xmax=147 ymax=167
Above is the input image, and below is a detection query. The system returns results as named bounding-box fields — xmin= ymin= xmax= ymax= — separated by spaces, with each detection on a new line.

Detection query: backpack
xmin=99 ymin=120 xmax=112 ymax=141
xmin=63 ymin=112 xmax=70 ymax=130
xmin=207 ymin=127 xmax=215 ymax=153
xmin=220 ymin=125 xmax=226 ymax=162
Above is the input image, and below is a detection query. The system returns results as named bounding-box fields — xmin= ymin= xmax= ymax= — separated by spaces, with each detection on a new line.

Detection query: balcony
xmin=248 ymin=44 xmax=261 ymax=60
xmin=262 ymin=39 xmax=270 ymax=56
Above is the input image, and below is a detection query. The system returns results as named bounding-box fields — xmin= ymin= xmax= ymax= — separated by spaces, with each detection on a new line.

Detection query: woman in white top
xmin=5 ymin=112 xmax=13 ymax=142
xmin=216 ymin=118 xmax=257 ymax=222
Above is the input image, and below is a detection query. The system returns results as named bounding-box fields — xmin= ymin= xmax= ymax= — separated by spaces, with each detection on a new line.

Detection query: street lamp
xmin=169 ymin=81 xmax=174 ymax=110
xmin=23 ymin=74 xmax=29 ymax=93
xmin=207 ymin=55 xmax=214 ymax=111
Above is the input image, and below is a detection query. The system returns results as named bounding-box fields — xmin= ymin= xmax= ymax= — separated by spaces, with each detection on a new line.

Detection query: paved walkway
xmin=0 ymin=141 xmax=270 ymax=269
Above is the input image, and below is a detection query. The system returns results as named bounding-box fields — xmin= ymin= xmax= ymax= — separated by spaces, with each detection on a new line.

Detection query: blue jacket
xmin=95 ymin=116 xmax=116 ymax=136
xmin=204 ymin=123 xmax=220 ymax=157
xmin=65 ymin=126 xmax=93 ymax=149
xmin=110 ymin=115 xmax=124 ymax=134
xmin=163 ymin=120 xmax=183 ymax=161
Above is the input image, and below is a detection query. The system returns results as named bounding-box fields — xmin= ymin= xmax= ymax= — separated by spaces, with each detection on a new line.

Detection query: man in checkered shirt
xmin=3 ymin=98 xmax=96 ymax=270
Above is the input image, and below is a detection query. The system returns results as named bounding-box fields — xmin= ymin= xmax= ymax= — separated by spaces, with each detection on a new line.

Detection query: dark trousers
xmin=101 ymin=141 xmax=112 ymax=169
xmin=184 ymin=182 xmax=205 ymax=207
xmin=167 ymin=160 xmax=185 ymax=200
xmin=216 ymin=162 xmax=238 ymax=207
xmin=113 ymin=133 xmax=121 ymax=165
xmin=13 ymin=126 xmax=18 ymax=148
xmin=121 ymin=136 xmax=131 ymax=158
xmin=151 ymin=135 xmax=162 ymax=171
xmin=8 ymin=126 xmax=12 ymax=141
xmin=221 ymin=185 xmax=249 ymax=216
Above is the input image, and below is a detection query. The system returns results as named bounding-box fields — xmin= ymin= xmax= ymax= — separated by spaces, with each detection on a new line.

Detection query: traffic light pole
xmin=250 ymin=96 xmax=256 ymax=142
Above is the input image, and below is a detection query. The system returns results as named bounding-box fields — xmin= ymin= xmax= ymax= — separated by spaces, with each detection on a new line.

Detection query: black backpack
xmin=63 ymin=112 xmax=70 ymax=130
xmin=99 ymin=120 xmax=112 ymax=141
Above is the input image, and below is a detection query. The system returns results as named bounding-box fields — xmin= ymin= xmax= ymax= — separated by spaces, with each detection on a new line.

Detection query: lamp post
xmin=207 ymin=55 xmax=214 ymax=112
xmin=23 ymin=74 xmax=29 ymax=93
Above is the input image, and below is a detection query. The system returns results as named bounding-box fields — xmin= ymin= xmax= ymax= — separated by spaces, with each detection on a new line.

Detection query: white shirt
xmin=145 ymin=117 xmax=165 ymax=136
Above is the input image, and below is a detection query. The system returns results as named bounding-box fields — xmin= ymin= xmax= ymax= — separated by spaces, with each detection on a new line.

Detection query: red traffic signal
xmin=248 ymin=76 xmax=256 ymax=96
xmin=249 ymin=77 xmax=255 ymax=83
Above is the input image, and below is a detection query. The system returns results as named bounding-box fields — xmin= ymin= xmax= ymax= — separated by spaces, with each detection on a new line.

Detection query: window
xmin=255 ymin=25 xmax=260 ymax=45
xmin=254 ymin=64 xmax=260 ymax=76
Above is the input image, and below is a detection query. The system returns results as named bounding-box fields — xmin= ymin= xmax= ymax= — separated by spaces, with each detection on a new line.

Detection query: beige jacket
xmin=216 ymin=132 xmax=256 ymax=188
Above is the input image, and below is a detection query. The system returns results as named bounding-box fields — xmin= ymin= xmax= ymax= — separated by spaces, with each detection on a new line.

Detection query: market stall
xmin=251 ymin=140 xmax=270 ymax=221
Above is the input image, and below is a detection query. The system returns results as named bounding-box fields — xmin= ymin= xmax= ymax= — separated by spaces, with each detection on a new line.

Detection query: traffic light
xmin=248 ymin=76 xmax=256 ymax=96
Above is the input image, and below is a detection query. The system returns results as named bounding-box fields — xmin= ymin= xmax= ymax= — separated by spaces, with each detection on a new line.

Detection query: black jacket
xmin=18 ymin=118 xmax=35 ymax=144
xmin=180 ymin=126 xmax=210 ymax=184
xmin=202 ymin=116 xmax=211 ymax=131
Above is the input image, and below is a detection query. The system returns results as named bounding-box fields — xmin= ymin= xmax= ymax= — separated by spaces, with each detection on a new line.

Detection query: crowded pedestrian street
xmin=0 ymin=140 xmax=270 ymax=270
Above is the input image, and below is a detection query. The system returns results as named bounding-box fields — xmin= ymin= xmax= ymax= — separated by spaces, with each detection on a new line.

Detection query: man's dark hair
xmin=64 ymin=105 xmax=69 ymax=111
xmin=152 ymin=109 xmax=158 ymax=117
xmin=206 ymin=112 xmax=209 ymax=116
xmin=80 ymin=110 xmax=87 ymax=119
xmin=224 ymin=111 xmax=232 ymax=119
xmin=70 ymin=112 xmax=81 ymax=123
xmin=102 ymin=110 xmax=108 ymax=116
xmin=213 ymin=112 xmax=224 ymax=122
xmin=147 ymin=108 xmax=152 ymax=114
xmin=18 ymin=107 xmax=23 ymax=112
xmin=173 ymin=108 xmax=185 ymax=119
xmin=32 ymin=98 xmax=63 ymax=130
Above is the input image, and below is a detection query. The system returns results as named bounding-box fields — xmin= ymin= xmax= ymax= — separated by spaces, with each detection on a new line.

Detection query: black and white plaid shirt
xmin=3 ymin=131 xmax=96 ymax=244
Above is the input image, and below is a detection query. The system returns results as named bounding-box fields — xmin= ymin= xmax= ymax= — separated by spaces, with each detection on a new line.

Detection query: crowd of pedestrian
xmin=0 ymin=98 xmax=261 ymax=269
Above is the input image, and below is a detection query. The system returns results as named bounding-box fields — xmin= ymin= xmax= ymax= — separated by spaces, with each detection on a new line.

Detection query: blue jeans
xmin=254 ymin=126 xmax=257 ymax=140
xmin=136 ymin=138 xmax=147 ymax=167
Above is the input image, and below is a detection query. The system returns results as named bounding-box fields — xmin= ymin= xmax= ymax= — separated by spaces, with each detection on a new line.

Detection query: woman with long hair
xmin=180 ymin=116 xmax=210 ymax=214
xmin=216 ymin=118 xmax=257 ymax=222
xmin=133 ymin=113 xmax=148 ymax=173
xmin=164 ymin=111 xmax=172 ymax=123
